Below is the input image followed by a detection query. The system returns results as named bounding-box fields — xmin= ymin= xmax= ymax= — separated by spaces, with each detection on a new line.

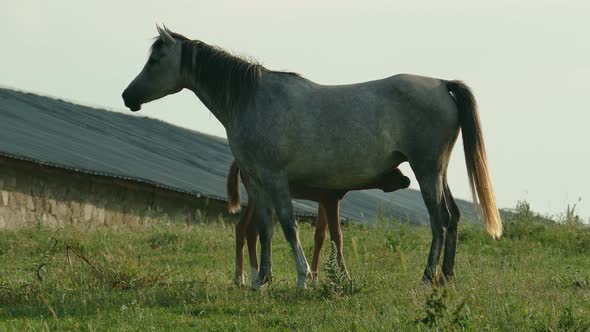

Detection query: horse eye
xmin=148 ymin=57 xmax=159 ymax=65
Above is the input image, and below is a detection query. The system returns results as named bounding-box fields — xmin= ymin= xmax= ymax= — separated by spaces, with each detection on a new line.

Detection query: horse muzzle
xmin=401 ymin=176 xmax=411 ymax=189
xmin=122 ymin=89 xmax=142 ymax=112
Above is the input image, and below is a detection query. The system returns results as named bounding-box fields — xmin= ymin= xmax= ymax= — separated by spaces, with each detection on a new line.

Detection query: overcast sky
xmin=2 ymin=1 xmax=589 ymax=220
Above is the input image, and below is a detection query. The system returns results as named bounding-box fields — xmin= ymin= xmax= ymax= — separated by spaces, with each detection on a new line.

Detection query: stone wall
xmin=0 ymin=156 xmax=230 ymax=229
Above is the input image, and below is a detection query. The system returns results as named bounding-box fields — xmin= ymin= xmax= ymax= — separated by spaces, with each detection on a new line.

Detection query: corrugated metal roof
xmin=0 ymin=87 xmax=480 ymax=224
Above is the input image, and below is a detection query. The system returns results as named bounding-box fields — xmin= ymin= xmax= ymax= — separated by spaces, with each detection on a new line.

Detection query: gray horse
xmin=123 ymin=26 xmax=502 ymax=289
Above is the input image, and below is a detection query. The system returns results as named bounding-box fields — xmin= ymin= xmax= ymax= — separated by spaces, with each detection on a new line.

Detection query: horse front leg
xmin=245 ymin=203 xmax=259 ymax=285
xmin=251 ymin=184 xmax=274 ymax=289
xmin=266 ymin=176 xmax=311 ymax=288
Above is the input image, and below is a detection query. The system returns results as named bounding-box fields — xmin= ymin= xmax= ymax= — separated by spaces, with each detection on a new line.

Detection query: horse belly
xmin=282 ymin=99 xmax=403 ymax=189
xmin=284 ymin=141 xmax=397 ymax=190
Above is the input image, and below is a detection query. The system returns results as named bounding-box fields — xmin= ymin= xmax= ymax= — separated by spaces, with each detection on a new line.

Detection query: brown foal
xmin=227 ymin=161 xmax=411 ymax=287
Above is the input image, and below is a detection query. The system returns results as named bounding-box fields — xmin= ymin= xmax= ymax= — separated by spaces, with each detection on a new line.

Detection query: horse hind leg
xmin=441 ymin=177 xmax=460 ymax=281
xmin=412 ymin=163 xmax=451 ymax=284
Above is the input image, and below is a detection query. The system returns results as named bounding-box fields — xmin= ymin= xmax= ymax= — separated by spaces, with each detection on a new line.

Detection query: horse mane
xmin=151 ymin=31 xmax=299 ymax=111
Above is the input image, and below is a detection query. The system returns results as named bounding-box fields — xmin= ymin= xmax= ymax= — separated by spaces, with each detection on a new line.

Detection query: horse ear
xmin=156 ymin=24 xmax=175 ymax=45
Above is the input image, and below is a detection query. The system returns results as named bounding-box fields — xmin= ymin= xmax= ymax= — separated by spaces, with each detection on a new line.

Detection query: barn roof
xmin=0 ymin=87 xmax=480 ymax=224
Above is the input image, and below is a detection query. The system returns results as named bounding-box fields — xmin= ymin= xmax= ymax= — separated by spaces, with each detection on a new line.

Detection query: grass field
xmin=1 ymin=211 xmax=590 ymax=331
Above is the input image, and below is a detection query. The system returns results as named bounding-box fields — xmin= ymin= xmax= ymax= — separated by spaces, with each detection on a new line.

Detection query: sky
xmin=2 ymin=1 xmax=589 ymax=220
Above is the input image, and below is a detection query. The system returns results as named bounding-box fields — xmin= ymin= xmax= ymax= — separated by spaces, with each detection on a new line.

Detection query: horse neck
xmin=180 ymin=40 xmax=264 ymax=129
xmin=184 ymin=79 xmax=231 ymax=127
xmin=180 ymin=42 xmax=232 ymax=127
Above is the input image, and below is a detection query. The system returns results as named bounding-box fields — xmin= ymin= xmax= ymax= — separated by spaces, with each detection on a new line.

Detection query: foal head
xmin=380 ymin=168 xmax=411 ymax=193
xmin=122 ymin=25 xmax=186 ymax=112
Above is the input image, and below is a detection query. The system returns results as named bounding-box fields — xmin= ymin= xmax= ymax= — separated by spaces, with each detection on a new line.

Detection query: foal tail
xmin=447 ymin=80 xmax=503 ymax=239
xmin=227 ymin=160 xmax=242 ymax=214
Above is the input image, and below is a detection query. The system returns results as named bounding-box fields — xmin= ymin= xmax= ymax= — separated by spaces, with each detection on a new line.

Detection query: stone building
xmin=0 ymin=155 xmax=226 ymax=229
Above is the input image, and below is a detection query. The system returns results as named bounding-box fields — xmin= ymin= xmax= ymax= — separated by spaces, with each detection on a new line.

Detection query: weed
xmin=319 ymin=242 xmax=361 ymax=298
xmin=415 ymin=287 xmax=472 ymax=331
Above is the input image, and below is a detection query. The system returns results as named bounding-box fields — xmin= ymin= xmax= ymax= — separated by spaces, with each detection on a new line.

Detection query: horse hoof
xmin=250 ymin=267 xmax=259 ymax=282
xmin=250 ymin=280 xmax=263 ymax=290
xmin=296 ymin=270 xmax=312 ymax=289
xmin=422 ymin=275 xmax=435 ymax=286
xmin=251 ymin=274 xmax=272 ymax=290
xmin=296 ymin=278 xmax=307 ymax=289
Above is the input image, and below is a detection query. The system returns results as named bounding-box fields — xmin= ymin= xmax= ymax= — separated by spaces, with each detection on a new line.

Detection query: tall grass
xmin=1 ymin=207 xmax=589 ymax=331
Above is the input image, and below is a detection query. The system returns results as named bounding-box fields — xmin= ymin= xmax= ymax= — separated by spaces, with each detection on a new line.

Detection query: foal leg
xmin=311 ymin=202 xmax=329 ymax=283
xmin=234 ymin=200 xmax=253 ymax=287
xmin=325 ymin=198 xmax=349 ymax=278
xmin=414 ymin=166 xmax=450 ymax=284
xmin=441 ymin=177 xmax=461 ymax=281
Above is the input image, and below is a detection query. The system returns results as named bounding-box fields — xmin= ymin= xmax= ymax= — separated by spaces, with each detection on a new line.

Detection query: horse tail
xmin=227 ymin=160 xmax=242 ymax=214
xmin=447 ymin=80 xmax=503 ymax=238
